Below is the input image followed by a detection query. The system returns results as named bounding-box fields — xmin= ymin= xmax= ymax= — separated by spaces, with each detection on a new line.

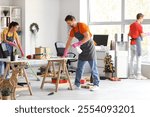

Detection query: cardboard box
xmin=35 ymin=47 xmax=50 ymax=59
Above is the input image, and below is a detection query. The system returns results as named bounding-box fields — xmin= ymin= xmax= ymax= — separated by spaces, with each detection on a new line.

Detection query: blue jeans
xmin=0 ymin=43 xmax=13 ymax=76
xmin=0 ymin=61 xmax=4 ymax=76
xmin=130 ymin=36 xmax=142 ymax=75
xmin=75 ymin=60 xmax=100 ymax=87
xmin=136 ymin=36 xmax=142 ymax=56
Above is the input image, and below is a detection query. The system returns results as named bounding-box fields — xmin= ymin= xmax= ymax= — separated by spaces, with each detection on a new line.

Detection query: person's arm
xmin=3 ymin=33 xmax=11 ymax=43
xmin=141 ymin=32 xmax=146 ymax=38
xmin=63 ymin=36 xmax=73 ymax=57
xmin=72 ymin=31 xmax=91 ymax=48
xmin=65 ymin=36 xmax=73 ymax=50
xmin=3 ymin=33 xmax=17 ymax=46
xmin=139 ymin=25 xmax=145 ymax=38
xmin=15 ymin=34 xmax=24 ymax=57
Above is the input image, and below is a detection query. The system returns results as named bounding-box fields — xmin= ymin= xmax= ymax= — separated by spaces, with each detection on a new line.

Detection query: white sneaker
xmin=68 ymin=85 xmax=80 ymax=90
xmin=90 ymin=85 xmax=100 ymax=91
xmin=129 ymin=74 xmax=136 ymax=79
xmin=136 ymin=75 xmax=147 ymax=80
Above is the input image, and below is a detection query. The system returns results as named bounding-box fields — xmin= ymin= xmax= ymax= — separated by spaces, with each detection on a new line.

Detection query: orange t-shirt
xmin=69 ymin=22 xmax=92 ymax=37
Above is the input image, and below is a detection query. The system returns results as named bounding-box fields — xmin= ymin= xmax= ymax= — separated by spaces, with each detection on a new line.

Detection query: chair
xmin=55 ymin=41 xmax=77 ymax=73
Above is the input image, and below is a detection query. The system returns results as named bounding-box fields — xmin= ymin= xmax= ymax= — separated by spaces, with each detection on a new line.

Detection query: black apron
xmin=0 ymin=31 xmax=14 ymax=60
xmin=73 ymin=23 xmax=96 ymax=61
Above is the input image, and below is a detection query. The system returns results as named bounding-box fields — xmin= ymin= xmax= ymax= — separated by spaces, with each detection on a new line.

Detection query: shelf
xmin=0 ymin=5 xmax=22 ymax=43
xmin=1 ymin=16 xmax=11 ymax=18
xmin=11 ymin=17 xmax=21 ymax=19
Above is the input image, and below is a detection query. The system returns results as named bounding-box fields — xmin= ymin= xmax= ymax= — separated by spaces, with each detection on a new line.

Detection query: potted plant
xmin=3 ymin=10 xmax=9 ymax=16
xmin=1 ymin=88 xmax=11 ymax=100
xmin=104 ymin=53 xmax=115 ymax=79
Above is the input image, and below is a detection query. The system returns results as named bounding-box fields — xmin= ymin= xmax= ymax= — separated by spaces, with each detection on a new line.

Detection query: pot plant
xmin=3 ymin=10 xmax=9 ymax=16
xmin=104 ymin=53 xmax=115 ymax=79
xmin=1 ymin=87 xmax=11 ymax=100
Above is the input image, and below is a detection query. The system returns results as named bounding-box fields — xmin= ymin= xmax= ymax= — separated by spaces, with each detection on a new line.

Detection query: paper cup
xmin=15 ymin=55 xmax=19 ymax=61
xmin=7 ymin=56 xmax=11 ymax=61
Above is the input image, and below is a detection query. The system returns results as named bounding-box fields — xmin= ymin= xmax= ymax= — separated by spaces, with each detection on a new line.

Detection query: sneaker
xmin=90 ymin=85 xmax=100 ymax=91
xmin=68 ymin=85 xmax=80 ymax=90
xmin=136 ymin=75 xmax=147 ymax=80
xmin=129 ymin=74 xmax=136 ymax=79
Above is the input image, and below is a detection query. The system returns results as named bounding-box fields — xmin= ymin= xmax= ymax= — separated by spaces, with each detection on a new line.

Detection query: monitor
xmin=93 ymin=35 xmax=108 ymax=46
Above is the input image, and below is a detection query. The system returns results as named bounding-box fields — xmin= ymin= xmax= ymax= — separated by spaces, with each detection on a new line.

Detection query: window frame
xmin=88 ymin=0 xmax=150 ymax=32
xmin=87 ymin=0 xmax=150 ymax=63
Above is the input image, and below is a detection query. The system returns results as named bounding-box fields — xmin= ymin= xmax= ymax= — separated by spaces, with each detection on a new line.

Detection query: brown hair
xmin=136 ymin=13 xmax=144 ymax=19
xmin=65 ymin=15 xmax=76 ymax=21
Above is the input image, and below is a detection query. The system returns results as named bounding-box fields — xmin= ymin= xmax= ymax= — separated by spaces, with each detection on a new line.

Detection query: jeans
xmin=0 ymin=43 xmax=13 ymax=77
xmin=75 ymin=60 xmax=100 ymax=87
xmin=0 ymin=61 xmax=4 ymax=76
xmin=130 ymin=37 xmax=142 ymax=75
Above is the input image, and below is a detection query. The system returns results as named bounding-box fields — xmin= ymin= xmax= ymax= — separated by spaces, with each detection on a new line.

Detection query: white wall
xmin=12 ymin=0 xmax=60 ymax=55
xmin=0 ymin=0 xmax=12 ymax=6
xmin=59 ymin=0 xmax=80 ymax=43
xmin=11 ymin=0 xmax=25 ymax=52
xmin=24 ymin=0 xmax=60 ymax=55
xmin=11 ymin=0 xmax=82 ymax=55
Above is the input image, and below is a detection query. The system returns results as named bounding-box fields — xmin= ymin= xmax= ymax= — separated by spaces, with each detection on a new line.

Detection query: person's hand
xmin=8 ymin=42 xmax=17 ymax=47
xmin=62 ymin=48 xmax=68 ymax=58
xmin=20 ymin=48 xmax=24 ymax=57
xmin=72 ymin=41 xmax=82 ymax=48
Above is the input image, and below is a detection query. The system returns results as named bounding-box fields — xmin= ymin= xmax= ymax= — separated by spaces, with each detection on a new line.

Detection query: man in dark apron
xmin=63 ymin=15 xmax=100 ymax=91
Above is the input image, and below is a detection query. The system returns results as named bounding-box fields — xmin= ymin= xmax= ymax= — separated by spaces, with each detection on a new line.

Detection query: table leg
xmin=52 ymin=62 xmax=56 ymax=77
xmin=55 ymin=62 xmax=61 ymax=92
xmin=22 ymin=68 xmax=32 ymax=95
xmin=3 ymin=63 xmax=10 ymax=79
xmin=64 ymin=60 xmax=72 ymax=90
xmin=40 ymin=61 xmax=51 ymax=89
xmin=27 ymin=63 xmax=40 ymax=81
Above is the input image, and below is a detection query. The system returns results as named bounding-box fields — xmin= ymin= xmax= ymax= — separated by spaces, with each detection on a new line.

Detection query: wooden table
xmin=0 ymin=59 xmax=42 ymax=96
xmin=0 ymin=57 xmax=75 ymax=96
xmin=40 ymin=57 xmax=74 ymax=92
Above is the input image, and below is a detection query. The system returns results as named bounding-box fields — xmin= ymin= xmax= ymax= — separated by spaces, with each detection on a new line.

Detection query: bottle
xmin=76 ymin=47 xmax=82 ymax=54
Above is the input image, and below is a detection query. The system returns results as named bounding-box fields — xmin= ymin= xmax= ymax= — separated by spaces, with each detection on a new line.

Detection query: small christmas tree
xmin=104 ymin=53 xmax=115 ymax=78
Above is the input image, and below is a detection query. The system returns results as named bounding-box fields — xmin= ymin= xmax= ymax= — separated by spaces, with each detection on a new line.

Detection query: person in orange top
xmin=63 ymin=15 xmax=100 ymax=91
xmin=128 ymin=13 xmax=147 ymax=80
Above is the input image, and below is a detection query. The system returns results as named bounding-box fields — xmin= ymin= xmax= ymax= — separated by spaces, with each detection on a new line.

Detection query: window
xmin=89 ymin=0 xmax=121 ymax=22
xmin=88 ymin=0 xmax=150 ymax=62
xmin=125 ymin=0 xmax=150 ymax=19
